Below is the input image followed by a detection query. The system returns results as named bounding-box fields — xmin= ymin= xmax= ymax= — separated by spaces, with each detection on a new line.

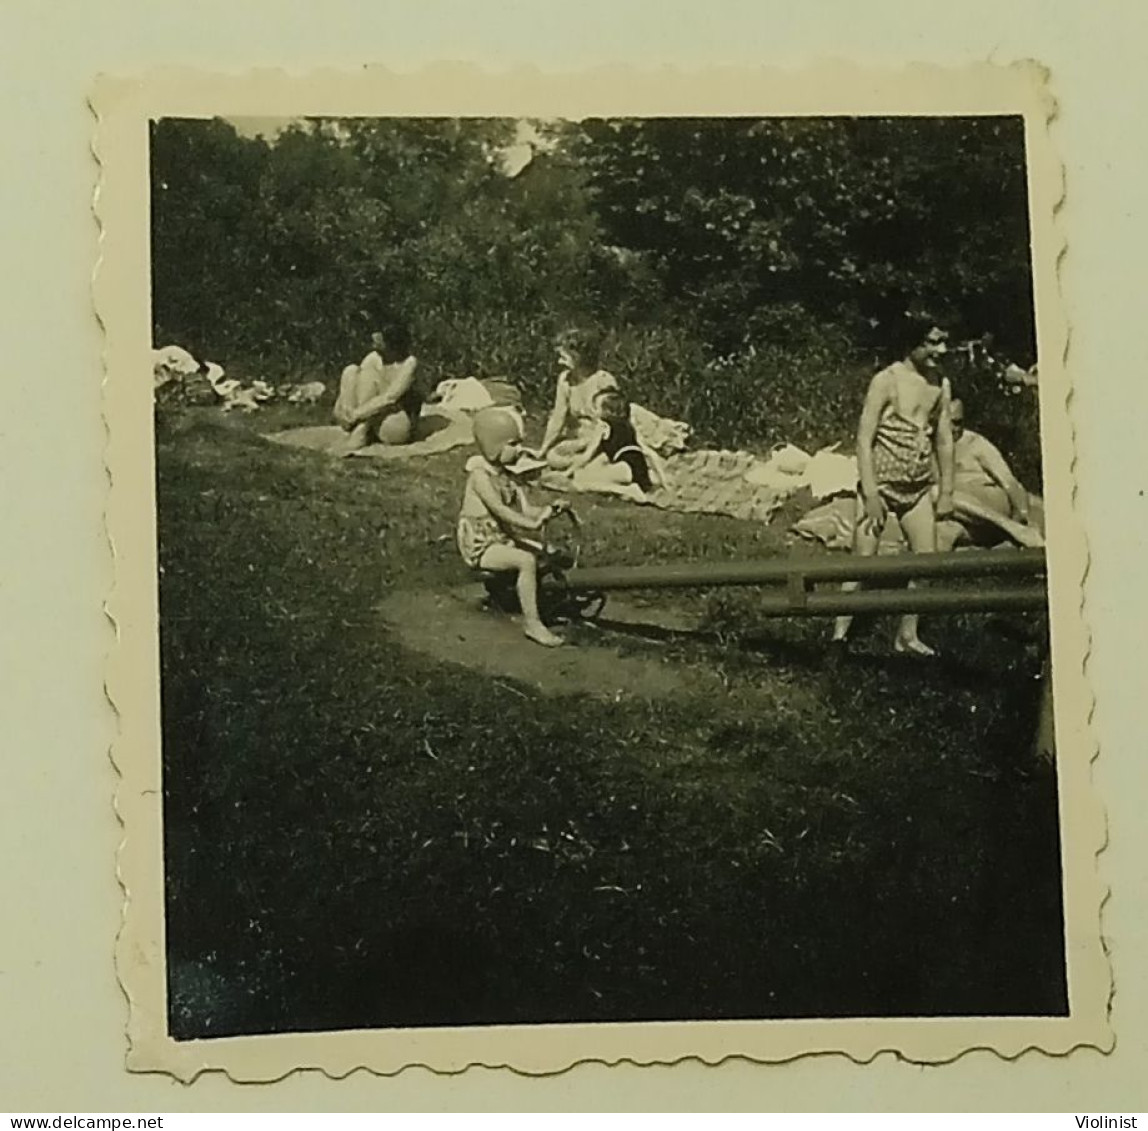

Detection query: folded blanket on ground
xmin=264 ymin=408 xmax=474 ymax=461
xmin=743 ymin=442 xmax=858 ymax=499
xmin=544 ymin=448 xmax=789 ymax=524
xmin=540 ymin=438 xmax=854 ymax=525
xmin=630 ymin=403 xmax=691 ymax=455
xmin=794 ymin=491 xmax=1046 ymax=552
xmin=792 ymin=496 xmax=904 ymax=552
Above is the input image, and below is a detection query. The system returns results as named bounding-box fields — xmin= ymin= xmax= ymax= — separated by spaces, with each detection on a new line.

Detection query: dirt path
xmin=378 ymin=586 xmax=726 ymax=700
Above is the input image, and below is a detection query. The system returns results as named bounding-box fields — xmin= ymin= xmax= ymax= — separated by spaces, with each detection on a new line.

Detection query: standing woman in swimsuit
xmin=534 ymin=328 xmax=620 ymax=471
xmin=333 ymin=323 xmax=423 ymax=455
xmin=831 ymin=326 xmax=955 ymax=656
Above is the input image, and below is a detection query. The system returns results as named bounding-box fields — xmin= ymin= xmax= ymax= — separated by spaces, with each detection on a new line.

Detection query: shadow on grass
xmin=157 ymin=409 xmax=1067 ymax=1038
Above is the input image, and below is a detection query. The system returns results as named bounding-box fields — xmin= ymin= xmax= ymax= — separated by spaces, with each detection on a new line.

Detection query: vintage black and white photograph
xmin=97 ymin=66 xmax=1106 ymax=1075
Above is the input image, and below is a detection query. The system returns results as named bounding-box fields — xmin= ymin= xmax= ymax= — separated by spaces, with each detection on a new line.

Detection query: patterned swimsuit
xmin=870 ymin=409 xmax=936 ymax=513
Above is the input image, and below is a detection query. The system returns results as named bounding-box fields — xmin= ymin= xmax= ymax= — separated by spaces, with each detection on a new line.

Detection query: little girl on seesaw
xmin=457 ymin=407 xmax=570 ymax=648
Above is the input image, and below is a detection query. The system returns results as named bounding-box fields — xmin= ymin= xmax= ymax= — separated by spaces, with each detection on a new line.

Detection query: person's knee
xmin=547 ymin=448 xmax=576 ymax=471
xmin=901 ymin=502 xmax=938 ymax=552
xmin=905 ymin=527 xmax=937 ymax=553
xmin=376 ymin=410 xmax=413 ymax=445
xmin=935 ymin=522 xmax=962 ymax=553
xmin=492 ymin=546 xmax=535 ymax=577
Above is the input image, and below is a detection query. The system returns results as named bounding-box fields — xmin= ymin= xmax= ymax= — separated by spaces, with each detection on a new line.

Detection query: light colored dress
xmin=560 ymin=368 xmax=619 ymax=440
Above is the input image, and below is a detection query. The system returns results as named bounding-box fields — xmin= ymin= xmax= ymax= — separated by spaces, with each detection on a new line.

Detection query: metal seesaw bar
xmin=562 ymin=548 xmax=1046 ymax=593
xmin=754 ymin=585 xmax=1047 ymax=617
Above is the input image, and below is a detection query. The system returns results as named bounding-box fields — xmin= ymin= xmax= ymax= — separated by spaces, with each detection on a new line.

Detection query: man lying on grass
xmin=832 ymin=325 xmax=955 ymax=657
xmin=457 ymin=407 xmax=571 ymax=648
xmin=937 ymin=398 xmax=1045 ymax=552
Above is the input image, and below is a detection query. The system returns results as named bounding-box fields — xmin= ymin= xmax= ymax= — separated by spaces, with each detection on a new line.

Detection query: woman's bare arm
xmin=856 ymin=372 xmax=890 ymax=523
xmin=934 ymin=378 xmax=955 ymax=516
xmin=345 ymin=357 xmax=417 ymax=425
xmin=976 ymin=436 xmax=1030 ymax=520
xmin=537 ymin=376 xmax=571 ymax=456
xmin=565 ymin=423 xmax=607 ymax=473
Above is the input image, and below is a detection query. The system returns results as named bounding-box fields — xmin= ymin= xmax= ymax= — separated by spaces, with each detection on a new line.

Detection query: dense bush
xmin=151 ymin=115 xmax=1039 ymax=459
xmin=567 ymin=116 xmax=1035 ymax=357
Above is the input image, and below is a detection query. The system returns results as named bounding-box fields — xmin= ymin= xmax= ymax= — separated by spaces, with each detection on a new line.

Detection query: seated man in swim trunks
xmin=831 ymin=326 xmax=955 ymax=656
xmin=332 ymin=325 xmax=422 ymax=455
xmin=936 ymin=398 xmax=1044 ymax=551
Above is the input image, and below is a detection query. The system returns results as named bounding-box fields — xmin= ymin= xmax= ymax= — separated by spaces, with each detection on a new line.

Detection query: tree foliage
xmin=567 ymin=116 xmax=1035 ymax=358
xmin=151 ymin=115 xmax=1039 ymax=461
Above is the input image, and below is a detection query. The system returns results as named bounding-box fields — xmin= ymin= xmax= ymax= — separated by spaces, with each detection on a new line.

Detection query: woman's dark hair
xmin=556 ymin=326 xmax=602 ymax=371
xmin=374 ymin=321 xmax=413 ymax=363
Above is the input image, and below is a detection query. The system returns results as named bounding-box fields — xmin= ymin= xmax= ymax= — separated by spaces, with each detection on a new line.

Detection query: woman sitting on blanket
xmin=332 ymin=323 xmax=423 ymax=455
xmin=562 ymin=391 xmax=668 ymax=501
xmin=534 ymin=328 xmax=621 ymax=470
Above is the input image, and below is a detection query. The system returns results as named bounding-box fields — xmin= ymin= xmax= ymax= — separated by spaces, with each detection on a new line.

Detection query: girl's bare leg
xmin=546 ymin=438 xmax=591 ymax=472
xmin=334 ymin=366 xmax=386 ymax=456
xmin=832 ymin=503 xmax=881 ymax=643
xmin=333 ymin=364 xmax=364 ymax=428
xmin=477 ymin=544 xmax=563 ymax=647
xmin=571 ymin=455 xmax=645 ymax=501
xmin=895 ymin=491 xmax=938 ymax=656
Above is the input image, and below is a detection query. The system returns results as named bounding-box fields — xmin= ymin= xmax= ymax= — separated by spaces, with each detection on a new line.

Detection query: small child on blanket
xmin=457 ymin=408 xmax=570 ymax=648
xmin=563 ymin=392 xmax=668 ymax=501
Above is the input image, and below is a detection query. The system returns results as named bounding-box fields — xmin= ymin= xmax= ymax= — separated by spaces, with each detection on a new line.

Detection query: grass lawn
xmin=157 ymin=404 xmax=1066 ymax=1038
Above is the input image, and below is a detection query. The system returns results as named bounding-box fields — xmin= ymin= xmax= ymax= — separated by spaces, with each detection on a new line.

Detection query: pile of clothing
xmin=152 ymin=344 xmax=330 ymax=413
xmin=629 ymin=403 xmax=691 ymax=456
xmin=152 ymin=346 xmax=217 ymax=407
xmin=792 ymin=496 xmax=905 ymax=553
xmin=429 ymin=376 xmax=525 ymax=414
xmin=743 ymin=442 xmax=857 ymax=501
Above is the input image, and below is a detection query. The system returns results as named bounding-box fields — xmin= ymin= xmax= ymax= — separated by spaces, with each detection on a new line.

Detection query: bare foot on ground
xmin=894 ymin=636 xmax=938 ymax=658
xmin=523 ymin=622 xmax=564 ymax=648
xmin=337 ymin=422 xmax=372 ymax=457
